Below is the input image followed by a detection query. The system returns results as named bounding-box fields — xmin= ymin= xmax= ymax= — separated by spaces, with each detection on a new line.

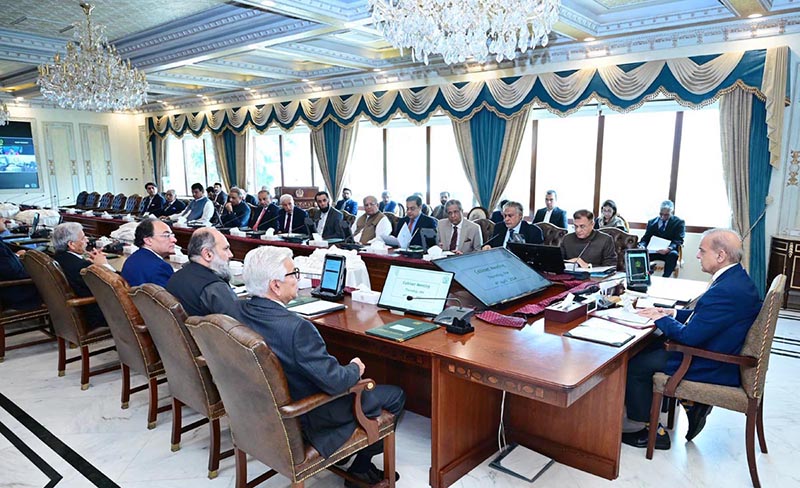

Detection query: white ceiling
xmin=0 ymin=0 xmax=796 ymax=113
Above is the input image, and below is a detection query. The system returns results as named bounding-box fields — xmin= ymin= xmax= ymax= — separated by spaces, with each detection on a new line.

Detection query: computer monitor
xmin=433 ymin=248 xmax=552 ymax=308
xmin=378 ymin=265 xmax=454 ymax=317
xmin=507 ymin=242 xmax=565 ymax=274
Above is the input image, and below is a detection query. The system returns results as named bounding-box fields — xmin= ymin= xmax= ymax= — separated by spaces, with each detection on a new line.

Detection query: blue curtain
xmin=323 ymin=121 xmax=342 ymax=196
xmin=469 ymin=109 xmax=506 ymax=208
xmin=222 ymin=130 xmax=238 ymax=187
xmin=748 ymin=97 xmax=770 ymax=298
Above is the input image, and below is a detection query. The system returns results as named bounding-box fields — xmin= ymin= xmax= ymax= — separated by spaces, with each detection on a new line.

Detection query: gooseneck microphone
xmin=406 ymin=295 xmax=463 ymax=307
xmin=481 ymin=231 xmax=503 ymax=248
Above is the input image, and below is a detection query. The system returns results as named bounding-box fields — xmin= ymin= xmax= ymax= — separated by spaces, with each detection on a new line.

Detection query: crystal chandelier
xmin=0 ymin=102 xmax=9 ymax=126
xmin=370 ymin=0 xmax=561 ymax=65
xmin=37 ymin=3 xmax=148 ymax=111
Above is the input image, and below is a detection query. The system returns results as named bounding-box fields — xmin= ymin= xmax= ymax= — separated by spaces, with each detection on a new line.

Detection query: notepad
xmin=564 ymin=318 xmax=635 ymax=347
xmin=287 ymin=299 xmax=345 ymax=317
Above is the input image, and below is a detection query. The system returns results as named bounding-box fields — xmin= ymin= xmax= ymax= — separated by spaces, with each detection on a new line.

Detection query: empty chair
xmin=21 ymin=250 xmax=117 ymax=389
xmin=96 ymin=192 xmax=114 ymax=210
xmin=73 ymin=191 xmax=89 ymax=208
xmin=599 ymin=227 xmax=639 ymax=271
xmin=473 ymin=218 xmax=495 ymax=245
xmin=0 ymin=278 xmax=52 ymax=363
xmin=185 ymin=314 xmax=397 ymax=488
xmin=129 ymin=284 xmax=232 ymax=479
xmin=110 ymin=193 xmax=127 ymax=212
xmin=82 ymin=192 xmax=100 ymax=209
xmin=82 ymin=265 xmax=168 ymax=429
xmin=123 ymin=194 xmax=141 ymax=214
xmin=535 ymin=221 xmax=568 ymax=247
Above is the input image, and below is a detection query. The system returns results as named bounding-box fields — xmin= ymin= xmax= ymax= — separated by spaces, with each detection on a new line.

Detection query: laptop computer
xmin=507 ymin=242 xmax=565 ymax=274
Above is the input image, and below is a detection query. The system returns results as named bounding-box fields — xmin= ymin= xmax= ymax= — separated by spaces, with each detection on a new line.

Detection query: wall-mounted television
xmin=0 ymin=121 xmax=39 ymax=190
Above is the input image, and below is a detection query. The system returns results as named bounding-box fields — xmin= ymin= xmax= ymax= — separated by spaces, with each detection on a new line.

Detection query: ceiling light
xmin=196 ymin=94 xmax=204 ymax=98
xmin=370 ymin=0 xmax=560 ymax=64
xmin=15 ymin=96 xmax=24 ymax=101
xmin=583 ymin=37 xmax=596 ymax=42
xmin=373 ymin=68 xmax=382 ymax=72
xmin=37 ymin=3 xmax=148 ymax=111
xmin=748 ymin=13 xmax=763 ymax=19
xmin=301 ymin=78 xmax=310 ymax=82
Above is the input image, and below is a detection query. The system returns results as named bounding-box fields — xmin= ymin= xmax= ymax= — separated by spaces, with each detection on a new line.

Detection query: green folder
xmin=365 ymin=318 xmax=438 ymax=342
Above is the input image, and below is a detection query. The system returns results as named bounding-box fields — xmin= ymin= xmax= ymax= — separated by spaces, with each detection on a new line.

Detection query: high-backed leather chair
xmin=599 ymin=227 xmax=639 ymax=271
xmin=129 ymin=284 xmax=231 ymax=479
xmin=342 ymin=210 xmax=356 ymax=226
xmin=0 ymin=279 xmax=52 ymax=362
xmin=20 ymin=250 xmax=117 ymax=389
xmin=307 ymin=206 xmax=319 ymax=221
xmin=185 ymin=314 xmax=397 ymax=488
xmin=82 ymin=192 xmax=100 ymax=210
xmin=535 ymin=221 xmax=568 ymax=247
xmin=110 ymin=193 xmax=127 ymax=211
xmin=96 ymin=192 xmax=114 ymax=210
xmin=395 ymin=203 xmax=405 ymax=217
xmin=383 ymin=212 xmax=399 ymax=229
xmin=73 ymin=191 xmax=89 ymax=208
xmin=467 ymin=206 xmax=489 ymax=221
xmin=474 ymin=218 xmax=495 ymax=245
xmin=123 ymin=194 xmax=141 ymax=214
xmin=646 ymin=275 xmax=786 ymax=488
xmin=82 ymin=265 xmax=168 ymax=429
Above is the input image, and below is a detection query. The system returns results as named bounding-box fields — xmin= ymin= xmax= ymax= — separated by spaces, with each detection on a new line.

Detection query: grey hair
xmin=243 ymin=246 xmax=294 ymax=297
xmin=702 ymin=228 xmax=744 ymax=264
xmin=279 ymin=194 xmax=293 ymax=204
xmin=229 ymin=187 xmax=242 ymax=198
xmin=381 ymin=190 xmax=391 ymax=198
xmin=444 ymin=199 xmax=462 ymax=212
xmin=187 ymin=228 xmax=217 ymax=261
xmin=165 ymin=189 xmax=176 ymax=196
xmin=363 ymin=195 xmax=378 ymax=205
xmin=503 ymin=201 xmax=524 ymax=215
xmin=660 ymin=200 xmax=675 ymax=212
xmin=52 ymin=222 xmax=83 ymax=252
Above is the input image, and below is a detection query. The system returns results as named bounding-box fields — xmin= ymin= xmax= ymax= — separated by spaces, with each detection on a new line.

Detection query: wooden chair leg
xmin=756 ymin=396 xmax=768 ymax=454
xmin=208 ymin=417 xmax=221 ymax=479
xmin=384 ymin=431 xmax=396 ymax=488
xmin=80 ymin=345 xmax=90 ymax=390
xmin=171 ymin=398 xmax=183 ymax=451
xmin=57 ymin=337 xmax=66 ymax=376
xmin=147 ymin=377 xmax=158 ymax=429
xmin=121 ymin=364 xmax=131 ymax=409
xmin=646 ymin=391 xmax=663 ymax=459
xmin=235 ymin=447 xmax=248 ymax=488
xmin=746 ymin=402 xmax=761 ymax=488
xmin=667 ymin=397 xmax=677 ymax=429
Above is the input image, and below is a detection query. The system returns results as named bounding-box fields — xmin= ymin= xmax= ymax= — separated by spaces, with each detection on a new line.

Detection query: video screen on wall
xmin=0 ymin=121 xmax=39 ymax=190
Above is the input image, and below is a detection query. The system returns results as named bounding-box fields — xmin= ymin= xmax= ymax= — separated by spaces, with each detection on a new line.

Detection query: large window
xmin=429 ymin=122 xmax=473 ymax=208
xmin=163 ymin=132 xmax=218 ymax=196
xmin=249 ymin=131 xmax=281 ymax=195
xmin=247 ymin=127 xmax=317 ymax=196
xmin=282 ymin=129 xmax=314 ymax=187
xmin=343 ymin=122 xmax=384 ymax=202
xmin=385 ymin=122 xmax=426 ymax=201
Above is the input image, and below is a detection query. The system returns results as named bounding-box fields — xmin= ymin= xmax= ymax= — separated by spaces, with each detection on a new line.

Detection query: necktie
xmin=449 ymin=224 xmax=458 ymax=251
xmin=659 ymin=220 xmax=666 ymax=232
xmin=253 ymin=207 xmax=266 ymax=229
xmin=285 ymin=212 xmax=291 ymax=232
xmin=408 ymin=218 xmax=414 ymax=231
xmin=506 ymin=229 xmax=515 ymax=247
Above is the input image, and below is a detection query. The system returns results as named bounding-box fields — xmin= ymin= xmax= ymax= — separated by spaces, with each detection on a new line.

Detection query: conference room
xmin=1 ymin=1 xmax=800 ymax=487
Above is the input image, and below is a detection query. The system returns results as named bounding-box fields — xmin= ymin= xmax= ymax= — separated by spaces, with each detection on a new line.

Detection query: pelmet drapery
xmin=311 ymin=120 xmax=358 ymax=198
xmin=452 ymin=107 xmax=530 ymax=211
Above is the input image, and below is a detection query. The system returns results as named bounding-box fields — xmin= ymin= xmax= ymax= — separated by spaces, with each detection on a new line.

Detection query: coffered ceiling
xmin=0 ymin=0 xmax=797 ymax=113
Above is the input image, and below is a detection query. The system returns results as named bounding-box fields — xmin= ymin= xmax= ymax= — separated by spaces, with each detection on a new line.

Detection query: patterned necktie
xmin=449 ymin=224 xmax=458 ymax=251
xmin=253 ymin=207 xmax=266 ymax=229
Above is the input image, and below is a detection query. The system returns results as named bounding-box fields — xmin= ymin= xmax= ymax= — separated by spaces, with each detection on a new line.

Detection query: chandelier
xmin=37 ymin=3 xmax=148 ymax=111
xmin=370 ymin=0 xmax=561 ymax=65
xmin=0 ymin=102 xmax=8 ymax=126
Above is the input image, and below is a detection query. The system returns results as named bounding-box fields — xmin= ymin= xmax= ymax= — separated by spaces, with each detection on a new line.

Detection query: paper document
xmin=635 ymin=297 xmax=677 ymax=309
xmin=564 ymin=317 xmax=635 ymax=346
xmin=288 ymin=300 xmax=345 ymax=317
xmin=492 ymin=444 xmax=553 ymax=482
xmin=380 ymin=234 xmax=401 ymax=248
xmin=602 ymin=308 xmax=653 ymax=325
xmin=564 ymin=262 xmax=616 ymax=274
xmin=646 ymin=236 xmax=673 ymax=252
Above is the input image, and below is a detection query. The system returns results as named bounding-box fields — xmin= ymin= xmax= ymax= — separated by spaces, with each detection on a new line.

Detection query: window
xmin=429 ymin=122 xmax=474 ymax=208
xmin=164 ymin=134 xmax=187 ymax=196
xmin=282 ymin=129 xmax=313 ymax=187
xmin=249 ymin=130 xmax=281 ymax=195
xmin=343 ymin=122 xmax=384 ymax=201
xmin=385 ymin=121 xmax=427 ymax=201
xmin=163 ymin=132 xmax=218 ymax=196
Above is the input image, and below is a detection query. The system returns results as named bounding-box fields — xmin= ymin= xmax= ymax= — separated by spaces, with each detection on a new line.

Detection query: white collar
xmin=68 ymin=251 xmax=84 ymax=259
xmin=143 ymin=247 xmax=165 ymax=260
xmin=711 ymin=263 xmax=737 ymax=283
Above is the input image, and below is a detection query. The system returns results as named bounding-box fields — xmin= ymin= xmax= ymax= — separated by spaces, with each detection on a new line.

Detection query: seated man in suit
xmin=559 ymin=209 xmax=617 ymax=267
xmin=483 ymin=201 xmax=543 ymax=249
xmin=431 ymin=191 xmax=450 ymax=220
xmin=0 ymin=221 xmax=41 ymax=310
xmin=213 ymin=182 xmax=227 ymax=206
xmin=312 ymin=191 xmax=345 ymax=240
xmin=121 ymin=219 xmax=176 ymax=287
xmin=623 ymin=229 xmax=762 ymax=449
xmin=335 ymin=187 xmax=358 ymax=215
xmin=276 ymin=194 xmax=309 ymax=234
xmin=532 ymin=190 xmax=568 ymax=228
xmin=250 ymin=190 xmax=280 ymax=231
xmin=438 ymin=199 xmax=482 ymax=254
xmin=392 ymin=194 xmax=438 ymax=248
xmin=166 ymin=227 xmax=238 ymax=318
xmin=378 ymin=190 xmax=396 ymax=214
xmin=170 ymin=183 xmax=214 ymax=223
xmin=51 ymin=222 xmax=112 ymax=329
xmin=220 ymin=188 xmax=251 ymax=228
xmin=489 ymin=199 xmax=508 ymax=225
xmin=155 ymin=189 xmax=186 ymax=217
xmin=353 ymin=195 xmax=392 ymax=245
xmin=140 ymin=182 xmax=166 ymax=215
xmin=232 ymin=246 xmax=405 ymax=485
xmin=241 ymin=188 xmax=257 ymax=206
xmin=639 ymin=200 xmax=685 ymax=277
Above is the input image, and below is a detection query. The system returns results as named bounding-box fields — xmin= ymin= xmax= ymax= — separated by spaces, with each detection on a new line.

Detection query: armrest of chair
xmin=279 ymin=379 xmax=375 ymax=420
xmin=663 ymin=341 xmax=757 ymax=396
xmin=132 ymin=323 xmax=148 ymax=334
xmin=66 ymin=296 xmax=97 ymax=308
xmin=196 ymin=355 xmax=207 ymax=368
xmin=0 ymin=278 xmax=34 ymax=288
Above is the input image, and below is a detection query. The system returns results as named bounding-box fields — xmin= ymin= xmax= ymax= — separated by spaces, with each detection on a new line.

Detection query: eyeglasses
xmin=154 ymin=232 xmax=175 ymax=239
xmin=284 ymin=267 xmax=301 ymax=280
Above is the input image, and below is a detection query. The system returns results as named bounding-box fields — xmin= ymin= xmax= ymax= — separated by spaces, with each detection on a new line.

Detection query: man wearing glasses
xmin=121 ymin=218 xmax=178 ymax=287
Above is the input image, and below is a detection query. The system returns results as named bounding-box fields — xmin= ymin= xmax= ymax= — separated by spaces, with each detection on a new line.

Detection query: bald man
xmin=622 ymin=228 xmax=762 ymax=450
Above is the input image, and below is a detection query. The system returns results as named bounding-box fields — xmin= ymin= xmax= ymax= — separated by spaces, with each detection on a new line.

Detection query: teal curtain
xmin=748 ymin=97 xmax=770 ymax=298
xmin=323 ymin=121 xmax=342 ymax=196
xmin=469 ymin=110 xmax=506 ymax=208
xmin=222 ymin=130 xmax=238 ymax=186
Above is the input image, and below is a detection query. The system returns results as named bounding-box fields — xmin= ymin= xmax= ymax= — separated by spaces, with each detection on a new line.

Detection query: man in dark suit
xmin=312 ymin=191 xmax=345 ymax=240
xmin=155 ymin=189 xmax=185 ymax=217
xmin=276 ymin=194 xmax=309 ymax=234
xmin=220 ymin=188 xmax=251 ymax=228
xmin=378 ymin=190 xmax=396 ymax=214
xmin=483 ymin=201 xmax=543 ymax=249
xmin=639 ymin=200 xmax=686 ymax=277
xmin=335 ymin=188 xmax=358 ymax=215
xmin=532 ymin=190 xmax=568 ymax=229
xmin=242 ymin=188 xmax=258 ymax=206
xmin=250 ymin=190 xmax=280 ymax=231
xmin=232 ymin=246 xmax=404 ymax=485
xmin=623 ymin=229 xmax=762 ymax=450
xmin=140 ymin=182 xmax=166 ymax=215
xmin=213 ymin=182 xmax=227 ymax=206
xmin=121 ymin=219 xmax=176 ymax=288
xmin=391 ymin=194 xmax=438 ymax=248
xmin=51 ymin=222 xmax=111 ymax=329
xmin=0 ymin=222 xmax=41 ymax=310
xmin=489 ymin=199 xmax=508 ymax=225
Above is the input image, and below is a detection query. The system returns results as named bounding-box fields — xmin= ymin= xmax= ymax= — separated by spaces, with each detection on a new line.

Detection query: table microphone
xmin=481 ymin=231 xmax=503 ymax=249
xmin=405 ymin=295 xmax=475 ymax=333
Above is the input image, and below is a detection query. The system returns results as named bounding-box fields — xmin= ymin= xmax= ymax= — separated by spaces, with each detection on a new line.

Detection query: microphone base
xmin=445 ymin=317 xmax=475 ymax=335
xmin=434 ymin=307 xmax=475 ymax=334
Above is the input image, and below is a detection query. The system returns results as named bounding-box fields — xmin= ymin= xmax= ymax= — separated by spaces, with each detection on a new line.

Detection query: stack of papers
xmin=287 ymin=297 xmax=345 ymax=317
xmin=635 ymin=297 xmax=677 ymax=309
xmin=646 ymin=236 xmax=673 ymax=251
xmin=564 ymin=317 xmax=635 ymax=347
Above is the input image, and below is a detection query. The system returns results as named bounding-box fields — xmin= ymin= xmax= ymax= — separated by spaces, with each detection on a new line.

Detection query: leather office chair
xmin=123 ymin=194 xmax=141 ymax=214
xmin=110 ymin=193 xmax=127 ymax=212
xmin=83 ymin=192 xmax=100 ymax=210
xmin=82 ymin=265 xmax=168 ymax=429
xmin=383 ymin=212 xmax=399 ymax=229
xmin=20 ymin=250 xmax=117 ymax=390
xmin=467 ymin=206 xmax=489 ymax=221
xmin=342 ymin=210 xmax=356 ymax=226
xmin=599 ymin=228 xmax=639 ymax=272
xmin=129 ymin=284 xmax=232 ymax=479
xmin=0 ymin=279 xmax=52 ymax=362
xmin=306 ymin=206 xmax=319 ymax=221
xmin=474 ymin=218 xmax=495 ymax=245
xmin=395 ymin=203 xmax=405 ymax=217
xmin=73 ymin=191 xmax=89 ymax=208
xmin=96 ymin=192 xmax=114 ymax=210
xmin=185 ymin=314 xmax=397 ymax=488
xmin=645 ymin=274 xmax=786 ymax=488
xmin=535 ymin=221 xmax=568 ymax=247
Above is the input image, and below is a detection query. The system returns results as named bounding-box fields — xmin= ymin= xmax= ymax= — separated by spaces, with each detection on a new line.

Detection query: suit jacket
xmin=532 ymin=207 xmax=568 ymax=229
xmin=489 ymin=210 xmax=504 ymax=225
xmin=220 ymin=202 xmax=251 ymax=228
xmin=214 ymin=191 xmax=228 ymax=206
xmin=335 ymin=198 xmax=357 ymax=215
xmin=431 ymin=204 xmax=447 ymax=220
xmin=249 ymin=202 xmax=280 ymax=230
xmin=314 ymin=207 xmax=345 ymax=240
xmin=378 ymin=200 xmax=396 ymax=213
xmin=276 ymin=207 xmax=309 ymax=233
xmin=120 ymin=248 xmax=174 ymax=288
xmin=487 ymin=220 xmax=543 ymax=248
xmin=141 ymin=193 xmax=166 ymax=214
xmin=156 ymin=199 xmax=185 ymax=217
xmin=640 ymin=215 xmax=685 ymax=251
xmin=232 ymin=296 xmax=361 ymax=457
xmin=654 ymin=264 xmax=761 ymax=386
xmin=437 ymin=218 xmax=483 ymax=253
xmin=392 ymin=214 xmax=438 ymax=247
xmin=244 ymin=194 xmax=257 ymax=206
xmin=53 ymin=251 xmax=106 ymax=329
xmin=0 ymin=240 xmax=40 ymax=310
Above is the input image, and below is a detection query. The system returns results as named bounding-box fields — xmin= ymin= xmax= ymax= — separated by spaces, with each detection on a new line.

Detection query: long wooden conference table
xmin=60 ymin=212 xmax=704 ymax=486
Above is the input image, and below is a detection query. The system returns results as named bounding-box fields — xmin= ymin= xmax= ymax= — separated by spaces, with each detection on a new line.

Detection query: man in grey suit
xmin=232 ymin=246 xmax=405 ymax=486
xmin=437 ymin=199 xmax=483 ymax=254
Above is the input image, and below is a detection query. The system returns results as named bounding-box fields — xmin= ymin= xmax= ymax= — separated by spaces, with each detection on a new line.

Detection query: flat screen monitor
xmin=625 ymin=248 xmax=651 ymax=286
xmin=378 ymin=265 xmax=454 ymax=317
xmin=507 ymin=242 xmax=565 ymax=274
xmin=433 ymin=248 xmax=552 ymax=307
xmin=0 ymin=121 xmax=39 ymax=191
